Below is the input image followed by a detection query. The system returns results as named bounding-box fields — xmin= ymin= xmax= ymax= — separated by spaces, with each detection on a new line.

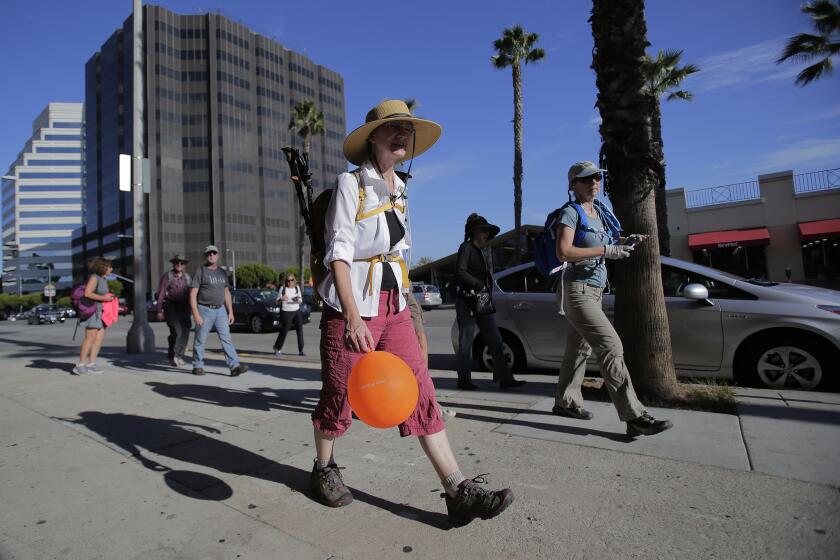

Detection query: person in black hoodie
xmin=455 ymin=214 xmax=525 ymax=390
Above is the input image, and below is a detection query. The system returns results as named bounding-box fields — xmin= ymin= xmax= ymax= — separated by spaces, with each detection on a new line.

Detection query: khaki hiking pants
xmin=554 ymin=281 xmax=646 ymax=422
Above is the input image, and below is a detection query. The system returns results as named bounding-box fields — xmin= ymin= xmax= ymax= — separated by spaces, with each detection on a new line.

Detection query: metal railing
xmin=684 ymin=180 xmax=761 ymax=208
xmin=794 ymin=168 xmax=840 ymax=194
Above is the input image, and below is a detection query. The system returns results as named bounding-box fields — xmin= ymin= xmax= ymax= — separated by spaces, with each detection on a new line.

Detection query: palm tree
xmin=591 ymin=0 xmax=680 ymax=400
xmin=492 ymin=25 xmax=545 ymax=259
xmin=403 ymin=98 xmax=420 ymax=115
xmin=777 ymin=0 xmax=840 ymax=86
xmin=642 ymin=49 xmax=699 ymax=256
xmin=289 ymin=100 xmax=325 ymax=284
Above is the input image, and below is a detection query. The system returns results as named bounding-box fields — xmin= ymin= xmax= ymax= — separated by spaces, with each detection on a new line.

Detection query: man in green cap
xmin=189 ymin=245 xmax=248 ymax=377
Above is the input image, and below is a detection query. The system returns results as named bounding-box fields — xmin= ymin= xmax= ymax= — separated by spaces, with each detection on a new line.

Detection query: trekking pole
xmin=282 ymin=147 xmax=313 ymax=233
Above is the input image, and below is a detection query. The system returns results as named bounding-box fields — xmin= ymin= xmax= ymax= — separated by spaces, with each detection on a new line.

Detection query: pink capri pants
xmin=312 ymin=289 xmax=445 ymax=438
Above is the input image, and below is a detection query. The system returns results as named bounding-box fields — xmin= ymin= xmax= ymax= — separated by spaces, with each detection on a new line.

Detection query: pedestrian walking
xmin=273 ymin=273 xmax=306 ymax=356
xmin=73 ymin=258 xmax=115 ymax=375
xmin=155 ymin=254 xmax=192 ymax=367
xmin=552 ymin=160 xmax=672 ymax=437
xmin=455 ymin=214 xmax=526 ymax=390
xmin=189 ymin=245 xmax=248 ymax=377
xmin=309 ymin=99 xmax=512 ymax=527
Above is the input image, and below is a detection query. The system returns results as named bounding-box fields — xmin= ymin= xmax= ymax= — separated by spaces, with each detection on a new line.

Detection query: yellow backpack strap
xmin=352 ymin=169 xmax=408 ymax=221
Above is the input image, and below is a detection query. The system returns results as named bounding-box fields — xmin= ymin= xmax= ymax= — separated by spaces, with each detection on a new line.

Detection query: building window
xmin=19 ymin=172 xmax=82 ymax=179
xmin=20 ymin=210 xmax=82 ymax=218
xmin=52 ymin=122 xmax=82 ymax=128
xmin=27 ymin=160 xmax=82 ymax=166
xmin=44 ymin=134 xmax=81 ymax=141
xmin=19 ymin=185 xmax=81 ymax=193
xmin=36 ymin=147 xmax=81 ymax=154
xmin=20 ymin=223 xmax=79 ymax=231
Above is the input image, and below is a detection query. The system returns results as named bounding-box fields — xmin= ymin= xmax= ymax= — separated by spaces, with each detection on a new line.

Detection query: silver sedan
xmin=452 ymin=257 xmax=840 ymax=391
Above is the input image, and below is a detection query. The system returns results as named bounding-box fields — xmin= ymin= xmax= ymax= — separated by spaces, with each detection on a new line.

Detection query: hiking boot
xmin=442 ymin=475 xmax=514 ymax=527
xmin=71 ymin=364 xmax=88 ymax=375
xmin=552 ymin=405 xmax=594 ymax=420
xmin=309 ymin=461 xmax=353 ymax=508
xmin=230 ymin=364 xmax=249 ymax=377
xmin=626 ymin=413 xmax=673 ymax=437
xmin=192 ymin=367 xmax=205 ymax=376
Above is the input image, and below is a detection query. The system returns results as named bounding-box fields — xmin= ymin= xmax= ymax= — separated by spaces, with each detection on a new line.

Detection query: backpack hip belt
xmin=353 ymin=253 xmax=409 ymax=296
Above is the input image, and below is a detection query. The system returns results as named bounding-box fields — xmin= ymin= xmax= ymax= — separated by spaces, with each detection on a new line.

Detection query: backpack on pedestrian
xmin=70 ymin=283 xmax=98 ymax=321
xmin=534 ymin=199 xmax=622 ymax=278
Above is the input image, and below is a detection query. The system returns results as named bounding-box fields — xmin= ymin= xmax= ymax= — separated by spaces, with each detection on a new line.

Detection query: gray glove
xmin=604 ymin=244 xmax=634 ymax=260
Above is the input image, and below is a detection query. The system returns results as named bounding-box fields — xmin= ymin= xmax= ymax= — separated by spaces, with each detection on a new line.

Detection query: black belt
xmin=200 ymin=304 xmax=222 ymax=309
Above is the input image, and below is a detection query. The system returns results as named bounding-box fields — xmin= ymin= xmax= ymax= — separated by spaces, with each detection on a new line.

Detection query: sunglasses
xmin=382 ymin=121 xmax=415 ymax=135
xmin=286 ymin=278 xmax=295 ymax=282
xmin=206 ymin=251 xmax=218 ymax=255
xmin=576 ymin=173 xmax=602 ymax=184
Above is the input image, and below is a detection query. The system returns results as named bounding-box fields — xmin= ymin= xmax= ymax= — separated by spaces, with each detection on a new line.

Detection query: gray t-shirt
xmin=557 ymin=204 xmax=611 ymax=288
xmin=191 ymin=266 xmax=229 ymax=307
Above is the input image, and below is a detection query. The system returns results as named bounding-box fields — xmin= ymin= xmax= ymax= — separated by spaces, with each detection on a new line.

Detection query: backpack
xmin=71 ymin=282 xmax=98 ymax=321
xmin=309 ymin=169 xmax=406 ymax=288
xmin=164 ymin=271 xmax=191 ymax=303
xmin=534 ymin=199 xmax=622 ymax=278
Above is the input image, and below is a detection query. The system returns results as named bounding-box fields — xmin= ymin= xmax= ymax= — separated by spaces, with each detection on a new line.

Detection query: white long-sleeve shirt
xmin=318 ymin=161 xmax=410 ymax=317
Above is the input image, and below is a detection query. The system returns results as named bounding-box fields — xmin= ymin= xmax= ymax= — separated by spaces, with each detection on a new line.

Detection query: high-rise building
xmin=2 ymin=103 xmax=83 ymax=294
xmin=73 ymin=4 xmax=346 ymax=289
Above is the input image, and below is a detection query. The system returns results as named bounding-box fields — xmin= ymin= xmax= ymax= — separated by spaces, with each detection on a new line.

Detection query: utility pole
xmin=126 ymin=0 xmax=155 ymax=353
xmin=227 ymin=249 xmax=237 ymax=289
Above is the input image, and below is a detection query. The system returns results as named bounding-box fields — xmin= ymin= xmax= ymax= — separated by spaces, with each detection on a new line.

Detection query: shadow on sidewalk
xmin=738 ymin=403 xmax=840 ymax=425
xmin=146 ymin=382 xmax=319 ymax=414
xmin=25 ymin=358 xmax=76 ymax=375
xmin=59 ymin=411 xmax=451 ymax=529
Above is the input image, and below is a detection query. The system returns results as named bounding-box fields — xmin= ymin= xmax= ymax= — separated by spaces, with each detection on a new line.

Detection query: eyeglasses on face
xmin=382 ymin=121 xmax=414 ymax=135
xmin=206 ymin=251 xmax=218 ymax=255
xmin=576 ymin=173 xmax=602 ymax=184
xmin=286 ymin=278 xmax=295 ymax=282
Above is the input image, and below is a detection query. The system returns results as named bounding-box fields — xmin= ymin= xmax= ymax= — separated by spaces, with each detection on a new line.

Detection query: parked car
xmin=231 ymin=289 xmax=311 ymax=333
xmin=58 ymin=306 xmax=76 ymax=319
xmin=118 ymin=298 xmax=130 ymax=315
xmin=452 ymin=257 xmax=840 ymax=391
xmin=28 ymin=304 xmax=66 ymax=325
xmin=412 ymin=283 xmax=443 ymax=310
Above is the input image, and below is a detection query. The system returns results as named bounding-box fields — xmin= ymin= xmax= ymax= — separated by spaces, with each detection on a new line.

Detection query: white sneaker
xmin=173 ymin=356 xmax=183 ymax=367
xmin=439 ymin=406 xmax=457 ymax=420
xmin=86 ymin=363 xmax=104 ymax=374
xmin=275 ymin=350 xmax=282 ymax=357
xmin=72 ymin=364 xmax=88 ymax=375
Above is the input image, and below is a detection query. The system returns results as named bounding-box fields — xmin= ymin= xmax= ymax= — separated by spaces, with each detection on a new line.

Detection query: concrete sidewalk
xmin=1 ymin=324 xmax=839 ymax=559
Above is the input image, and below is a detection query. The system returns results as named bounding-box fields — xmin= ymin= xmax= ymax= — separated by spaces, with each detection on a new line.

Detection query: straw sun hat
xmin=342 ymin=99 xmax=442 ymax=166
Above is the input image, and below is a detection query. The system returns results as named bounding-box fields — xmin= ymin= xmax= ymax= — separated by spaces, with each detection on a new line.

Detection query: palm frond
xmin=666 ymin=90 xmax=693 ymax=101
xmin=796 ymin=57 xmax=834 ymax=85
xmin=802 ymin=0 xmax=840 ymax=35
xmin=777 ymin=33 xmax=830 ymax=63
xmin=526 ymin=48 xmax=546 ymax=64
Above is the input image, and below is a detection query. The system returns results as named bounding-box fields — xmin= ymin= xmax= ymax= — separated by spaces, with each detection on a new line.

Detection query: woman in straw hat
xmin=310 ymin=99 xmax=513 ymax=526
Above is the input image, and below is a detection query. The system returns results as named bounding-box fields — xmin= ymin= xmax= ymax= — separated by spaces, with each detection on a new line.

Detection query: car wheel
xmin=250 ymin=315 xmax=264 ymax=334
xmin=477 ymin=332 xmax=526 ymax=374
xmin=738 ymin=334 xmax=834 ymax=391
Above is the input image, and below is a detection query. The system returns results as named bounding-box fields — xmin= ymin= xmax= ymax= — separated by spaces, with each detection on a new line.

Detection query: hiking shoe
xmin=274 ymin=350 xmax=282 ymax=357
xmin=230 ymin=364 xmax=249 ymax=377
xmin=309 ymin=461 xmax=353 ymax=507
xmin=192 ymin=367 xmax=205 ymax=376
xmin=626 ymin=413 xmax=673 ymax=437
xmin=71 ymin=364 xmax=88 ymax=375
xmin=168 ymin=358 xmax=178 ymax=367
xmin=442 ymin=475 xmax=514 ymax=527
xmin=86 ymin=363 xmax=104 ymax=374
xmin=552 ymin=405 xmax=594 ymax=420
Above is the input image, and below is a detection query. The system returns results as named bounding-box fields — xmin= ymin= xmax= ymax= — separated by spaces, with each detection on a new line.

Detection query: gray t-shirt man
xmin=191 ymin=265 xmax=229 ymax=307
xmin=557 ymin=204 xmax=611 ymax=288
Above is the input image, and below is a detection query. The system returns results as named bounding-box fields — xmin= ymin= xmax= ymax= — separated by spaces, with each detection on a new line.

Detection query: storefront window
xmin=692 ymin=244 xmax=768 ymax=279
xmin=802 ymin=238 xmax=840 ymax=284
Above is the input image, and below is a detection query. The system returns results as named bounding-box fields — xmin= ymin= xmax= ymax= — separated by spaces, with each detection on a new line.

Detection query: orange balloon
xmin=348 ymin=351 xmax=420 ymax=429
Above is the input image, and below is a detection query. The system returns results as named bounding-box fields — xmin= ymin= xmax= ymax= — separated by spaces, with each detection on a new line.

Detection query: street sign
xmin=44 ymin=284 xmax=56 ymax=297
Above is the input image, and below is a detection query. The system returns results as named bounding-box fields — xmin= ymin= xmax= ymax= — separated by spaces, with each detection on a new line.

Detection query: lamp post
xmin=35 ymin=263 xmax=54 ymax=305
xmin=226 ymin=249 xmax=236 ymax=289
xmin=126 ymin=0 xmax=154 ymax=353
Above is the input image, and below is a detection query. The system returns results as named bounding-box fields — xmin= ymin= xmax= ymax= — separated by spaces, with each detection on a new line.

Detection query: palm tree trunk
xmin=512 ymin=62 xmax=524 ymax=262
xmin=651 ymin=102 xmax=670 ymax=256
xmin=591 ymin=0 xmax=680 ymax=400
xmin=299 ymin=135 xmax=311 ymax=283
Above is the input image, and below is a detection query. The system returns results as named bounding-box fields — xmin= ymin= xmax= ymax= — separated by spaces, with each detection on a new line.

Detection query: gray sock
xmin=316 ymin=458 xmax=330 ymax=470
xmin=442 ymin=470 xmax=466 ymax=498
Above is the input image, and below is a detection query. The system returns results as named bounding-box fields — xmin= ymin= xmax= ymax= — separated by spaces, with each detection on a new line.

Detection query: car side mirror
xmin=682 ymin=283 xmax=710 ymax=301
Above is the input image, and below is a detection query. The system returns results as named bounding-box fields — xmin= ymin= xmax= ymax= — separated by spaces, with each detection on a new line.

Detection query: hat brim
xmin=343 ymin=116 xmax=442 ymax=166
xmin=474 ymin=223 xmax=501 ymax=239
xmin=573 ymin=167 xmax=607 ymax=179
xmin=170 ymin=258 xmax=188 ymax=263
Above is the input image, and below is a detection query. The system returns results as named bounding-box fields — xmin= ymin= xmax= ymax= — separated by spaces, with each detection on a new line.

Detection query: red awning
xmin=688 ymin=228 xmax=771 ymax=250
xmin=798 ymin=219 xmax=840 ymax=240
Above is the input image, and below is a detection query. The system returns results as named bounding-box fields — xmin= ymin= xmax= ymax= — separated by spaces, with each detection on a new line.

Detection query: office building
xmin=73 ymin=4 xmax=346 ymax=289
xmin=2 ymin=102 xmax=83 ymax=294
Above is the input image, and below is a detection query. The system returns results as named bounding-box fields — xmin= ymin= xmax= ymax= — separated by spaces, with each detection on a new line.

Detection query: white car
xmin=452 ymin=257 xmax=840 ymax=391
xmin=412 ymin=283 xmax=443 ymax=310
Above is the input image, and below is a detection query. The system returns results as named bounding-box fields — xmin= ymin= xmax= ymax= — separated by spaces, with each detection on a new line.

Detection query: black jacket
xmin=456 ymin=241 xmax=491 ymax=293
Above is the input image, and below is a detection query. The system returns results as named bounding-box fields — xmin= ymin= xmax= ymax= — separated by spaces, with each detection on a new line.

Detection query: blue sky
xmin=1 ymin=0 xmax=838 ymax=260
